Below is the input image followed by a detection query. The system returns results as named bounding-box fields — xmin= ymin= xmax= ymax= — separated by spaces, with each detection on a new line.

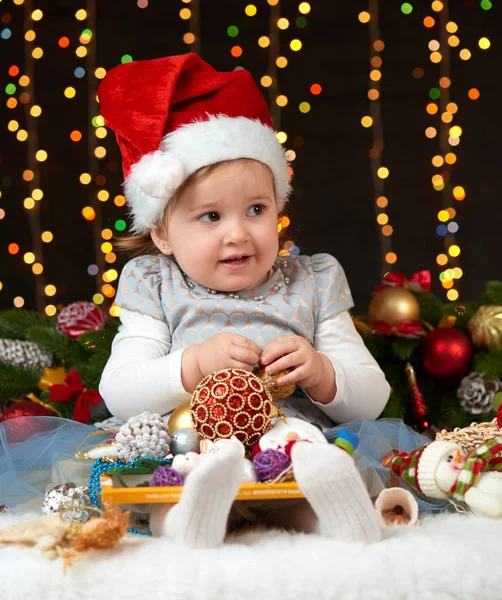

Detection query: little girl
xmin=98 ymin=52 xmax=390 ymax=548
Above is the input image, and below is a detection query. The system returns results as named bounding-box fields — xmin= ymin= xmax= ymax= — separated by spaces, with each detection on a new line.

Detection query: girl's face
xmin=153 ymin=160 xmax=280 ymax=293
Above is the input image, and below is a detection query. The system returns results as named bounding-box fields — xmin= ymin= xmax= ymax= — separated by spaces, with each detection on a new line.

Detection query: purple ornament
xmin=150 ymin=466 xmax=184 ymax=487
xmin=252 ymin=448 xmax=291 ymax=482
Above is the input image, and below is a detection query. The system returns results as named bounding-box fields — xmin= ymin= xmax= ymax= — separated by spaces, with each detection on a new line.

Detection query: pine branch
xmin=414 ymin=292 xmax=444 ymax=328
xmin=482 ymin=281 xmax=502 ymax=305
xmin=380 ymin=390 xmax=406 ymax=420
xmin=0 ymin=361 xmax=41 ymax=401
xmin=391 ymin=338 xmax=420 ymax=361
xmin=443 ymin=302 xmax=479 ymax=334
xmin=437 ymin=397 xmax=471 ymax=431
xmin=74 ymin=362 xmax=102 ymax=390
xmin=26 ymin=325 xmax=88 ymax=367
xmin=362 ymin=334 xmax=392 ymax=360
xmin=379 ymin=360 xmax=408 ymax=388
xmin=473 ymin=351 xmax=502 ymax=379
xmin=0 ymin=309 xmax=52 ymax=340
xmin=77 ymin=325 xmax=117 ymax=378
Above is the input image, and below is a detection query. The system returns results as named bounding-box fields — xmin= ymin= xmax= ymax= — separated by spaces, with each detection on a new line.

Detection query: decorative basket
xmin=435 ymin=418 xmax=502 ymax=453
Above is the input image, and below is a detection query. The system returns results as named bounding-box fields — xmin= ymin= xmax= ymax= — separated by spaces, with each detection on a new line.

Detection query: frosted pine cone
xmin=115 ymin=411 xmax=171 ymax=460
xmin=0 ymin=338 xmax=53 ymax=370
xmin=457 ymin=372 xmax=501 ymax=415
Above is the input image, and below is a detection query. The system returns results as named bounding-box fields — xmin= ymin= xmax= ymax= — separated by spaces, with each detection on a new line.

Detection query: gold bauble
xmin=368 ymin=286 xmax=420 ymax=325
xmin=468 ymin=305 xmax=502 ymax=351
xmin=167 ymin=401 xmax=194 ymax=436
xmin=255 ymin=367 xmax=296 ymax=401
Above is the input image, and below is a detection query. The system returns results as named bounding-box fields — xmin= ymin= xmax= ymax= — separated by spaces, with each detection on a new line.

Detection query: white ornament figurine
xmin=258 ymin=417 xmax=328 ymax=451
xmin=392 ymin=437 xmax=502 ymax=518
xmin=172 ymin=437 xmax=257 ymax=483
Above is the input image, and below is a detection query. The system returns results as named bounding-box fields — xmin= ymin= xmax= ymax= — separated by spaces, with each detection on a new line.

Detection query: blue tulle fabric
xmin=324 ymin=418 xmax=449 ymax=513
xmin=0 ymin=417 xmax=106 ymax=513
xmin=0 ymin=416 xmax=446 ymax=514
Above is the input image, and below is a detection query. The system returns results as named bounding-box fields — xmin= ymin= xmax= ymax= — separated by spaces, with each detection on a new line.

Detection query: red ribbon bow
xmin=374 ymin=270 xmax=431 ymax=294
xmin=372 ymin=320 xmax=424 ymax=339
xmin=48 ymin=369 xmax=101 ymax=424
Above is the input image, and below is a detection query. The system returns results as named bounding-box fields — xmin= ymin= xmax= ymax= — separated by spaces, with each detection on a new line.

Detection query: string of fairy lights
xmin=413 ymin=0 xmax=491 ymax=301
xmin=1 ymin=1 xmax=200 ymax=316
xmin=225 ymin=1 xmax=318 ymax=258
xmin=5 ymin=1 xmax=49 ymax=313
xmin=179 ymin=0 xmax=200 ymax=55
xmin=359 ymin=1 xmax=396 ymax=275
xmin=1 ymin=1 xmax=493 ymax=310
xmin=358 ymin=0 xmax=492 ymax=299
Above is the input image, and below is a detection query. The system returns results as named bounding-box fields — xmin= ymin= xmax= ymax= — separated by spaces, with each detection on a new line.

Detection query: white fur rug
xmin=0 ymin=511 xmax=500 ymax=600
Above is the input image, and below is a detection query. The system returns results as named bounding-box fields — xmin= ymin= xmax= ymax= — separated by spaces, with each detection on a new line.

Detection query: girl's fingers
xmin=261 ymin=337 xmax=300 ymax=365
xmin=234 ymin=336 xmax=263 ymax=357
xmin=230 ymin=345 xmax=261 ymax=366
xmin=229 ymin=361 xmax=254 ymax=371
xmin=264 ymin=351 xmax=302 ymax=375
xmin=276 ymin=366 xmax=306 ymax=385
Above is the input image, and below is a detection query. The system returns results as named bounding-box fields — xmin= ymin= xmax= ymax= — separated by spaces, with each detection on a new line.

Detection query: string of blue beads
xmin=88 ymin=456 xmax=171 ymax=536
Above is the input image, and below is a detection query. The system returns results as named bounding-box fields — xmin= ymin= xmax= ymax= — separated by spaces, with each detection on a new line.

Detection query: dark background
xmin=1 ymin=0 xmax=500 ymax=314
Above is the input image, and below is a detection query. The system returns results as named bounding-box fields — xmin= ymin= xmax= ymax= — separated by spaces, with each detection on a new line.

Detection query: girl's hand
xmin=260 ymin=335 xmax=324 ymax=388
xmin=260 ymin=336 xmax=337 ymax=404
xmin=197 ymin=333 xmax=262 ymax=377
xmin=182 ymin=333 xmax=262 ymax=393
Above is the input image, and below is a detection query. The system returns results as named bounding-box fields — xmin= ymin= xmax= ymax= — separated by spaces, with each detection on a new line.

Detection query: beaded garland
xmin=183 ymin=259 xmax=290 ymax=302
xmin=190 ymin=368 xmax=282 ymax=448
xmin=88 ymin=456 xmax=171 ymax=536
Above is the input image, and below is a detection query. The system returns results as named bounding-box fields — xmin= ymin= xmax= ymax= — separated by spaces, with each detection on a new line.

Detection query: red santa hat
xmin=98 ymin=53 xmax=291 ymax=234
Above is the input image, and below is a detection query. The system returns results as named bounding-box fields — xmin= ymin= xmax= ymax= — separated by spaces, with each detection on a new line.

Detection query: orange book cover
xmin=100 ymin=473 xmax=304 ymax=504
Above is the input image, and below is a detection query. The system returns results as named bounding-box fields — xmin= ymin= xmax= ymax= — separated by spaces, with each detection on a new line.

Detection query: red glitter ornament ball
xmin=0 ymin=400 xmax=53 ymax=443
xmin=422 ymin=328 xmax=473 ymax=381
xmin=190 ymin=369 xmax=281 ymax=448
xmin=56 ymin=301 xmax=106 ymax=340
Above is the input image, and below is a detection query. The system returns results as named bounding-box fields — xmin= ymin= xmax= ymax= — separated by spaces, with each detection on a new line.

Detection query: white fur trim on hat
xmin=417 ymin=441 xmax=459 ymax=500
xmin=124 ymin=115 xmax=291 ymax=234
xmin=124 ymin=150 xmax=185 ymax=234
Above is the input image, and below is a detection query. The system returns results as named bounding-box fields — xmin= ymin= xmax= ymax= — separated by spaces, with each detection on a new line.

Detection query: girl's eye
xmin=247 ymin=204 xmax=264 ymax=217
xmin=200 ymin=211 xmax=220 ymax=222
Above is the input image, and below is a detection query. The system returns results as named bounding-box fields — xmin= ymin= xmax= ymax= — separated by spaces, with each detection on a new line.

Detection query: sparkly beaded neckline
xmin=181 ymin=257 xmax=290 ymax=302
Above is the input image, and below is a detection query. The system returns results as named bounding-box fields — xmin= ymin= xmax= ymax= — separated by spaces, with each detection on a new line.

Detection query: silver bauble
xmin=170 ymin=428 xmax=201 ymax=455
xmin=41 ymin=482 xmax=92 ymax=523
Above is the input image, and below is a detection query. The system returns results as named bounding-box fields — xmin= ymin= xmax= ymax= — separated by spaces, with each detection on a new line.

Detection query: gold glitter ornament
xmin=167 ymin=401 xmax=195 ymax=436
xmin=368 ymin=286 xmax=421 ymax=325
xmin=255 ymin=367 xmax=296 ymax=401
xmin=469 ymin=305 xmax=502 ymax=351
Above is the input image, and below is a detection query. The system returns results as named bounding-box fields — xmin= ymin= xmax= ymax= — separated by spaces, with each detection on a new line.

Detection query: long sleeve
xmin=99 ymin=308 xmax=191 ymax=421
xmin=312 ymin=310 xmax=390 ymax=422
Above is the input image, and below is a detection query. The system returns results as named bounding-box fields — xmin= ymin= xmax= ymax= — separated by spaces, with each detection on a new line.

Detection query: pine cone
xmin=115 ymin=412 xmax=171 ymax=461
xmin=0 ymin=338 xmax=53 ymax=370
xmin=457 ymin=372 xmax=501 ymax=415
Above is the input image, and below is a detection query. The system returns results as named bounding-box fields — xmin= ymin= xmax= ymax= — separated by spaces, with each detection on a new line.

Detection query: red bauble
xmin=56 ymin=301 xmax=106 ymax=340
xmin=0 ymin=400 xmax=53 ymax=443
xmin=421 ymin=328 xmax=473 ymax=381
xmin=190 ymin=369 xmax=281 ymax=448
